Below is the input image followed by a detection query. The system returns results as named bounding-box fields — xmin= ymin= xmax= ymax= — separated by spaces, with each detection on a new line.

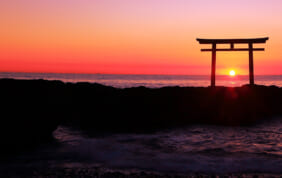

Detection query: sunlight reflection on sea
xmin=1 ymin=72 xmax=282 ymax=88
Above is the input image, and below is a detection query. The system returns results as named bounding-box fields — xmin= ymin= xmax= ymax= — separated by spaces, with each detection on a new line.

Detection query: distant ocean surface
xmin=1 ymin=72 xmax=282 ymax=88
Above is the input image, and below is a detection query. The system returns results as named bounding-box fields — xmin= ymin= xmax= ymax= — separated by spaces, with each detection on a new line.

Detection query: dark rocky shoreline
xmin=1 ymin=78 xmax=282 ymax=177
xmin=0 ymin=78 xmax=282 ymax=150
xmin=1 ymin=166 xmax=282 ymax=178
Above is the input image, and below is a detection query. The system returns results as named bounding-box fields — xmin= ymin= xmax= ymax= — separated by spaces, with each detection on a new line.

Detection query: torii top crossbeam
xmin=197 ymin=37 xmax=269 ymax=44
xmin=196 ymin=37 xmax=269 ymax=87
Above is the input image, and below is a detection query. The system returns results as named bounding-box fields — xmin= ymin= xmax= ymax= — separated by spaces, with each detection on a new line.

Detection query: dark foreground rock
xmin=1 ymin=166 xmax=281 ymax=178
xmin=0 ymin=79 xmax=282 ymax=150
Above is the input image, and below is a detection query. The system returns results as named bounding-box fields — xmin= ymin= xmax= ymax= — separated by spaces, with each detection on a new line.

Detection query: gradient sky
xmin=1 ymin=0 xmax=282 ymax=75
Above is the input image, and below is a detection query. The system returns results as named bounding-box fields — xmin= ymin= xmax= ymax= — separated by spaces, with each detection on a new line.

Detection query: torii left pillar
xmin=211 ymin=43 xmax=216 ymax=87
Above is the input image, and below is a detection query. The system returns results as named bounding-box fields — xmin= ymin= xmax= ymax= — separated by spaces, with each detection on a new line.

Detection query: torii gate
xmin=196 ymin=37 xmax=269 ymax=87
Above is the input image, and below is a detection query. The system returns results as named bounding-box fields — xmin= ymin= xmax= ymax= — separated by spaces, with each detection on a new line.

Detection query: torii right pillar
xmin=248 ymin=43 xmax=254 ymax=85
xmin=197 ymin=37 xmax=269 ymax=87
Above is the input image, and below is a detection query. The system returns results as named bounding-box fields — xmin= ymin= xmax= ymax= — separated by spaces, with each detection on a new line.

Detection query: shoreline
xmin=1 ymin=78 xmax=282 ymax=148
xmin=0 ymin=78 xmax=281 ymax=177
xmin=1 ymin=166 xmax=282 ymax=178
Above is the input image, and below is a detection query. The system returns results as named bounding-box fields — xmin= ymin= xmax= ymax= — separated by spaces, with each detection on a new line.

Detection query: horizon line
xmin=1 ymin=71 xmax=282 ymax=76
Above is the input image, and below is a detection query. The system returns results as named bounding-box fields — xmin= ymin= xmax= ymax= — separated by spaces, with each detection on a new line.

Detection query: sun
xmin=229 ymin=70 xmax=236 ymax=77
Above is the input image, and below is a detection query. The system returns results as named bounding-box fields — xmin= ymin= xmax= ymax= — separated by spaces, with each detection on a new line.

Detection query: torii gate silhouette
xmin=197 ymin=37 xmax=269 ymax=87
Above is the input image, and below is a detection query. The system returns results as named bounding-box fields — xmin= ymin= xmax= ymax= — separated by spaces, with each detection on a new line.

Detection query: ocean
xmin=1 ymin=72 xmax=282 ymax=88
xmin=3 ymin=120 xmax=281 ymax=175
xmin=1 ymin=72 xmax=281 ymax=175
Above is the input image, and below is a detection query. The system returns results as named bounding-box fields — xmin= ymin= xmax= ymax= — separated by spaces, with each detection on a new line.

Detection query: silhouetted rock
xmin=0 ymin=79 xmax=281 ymax=148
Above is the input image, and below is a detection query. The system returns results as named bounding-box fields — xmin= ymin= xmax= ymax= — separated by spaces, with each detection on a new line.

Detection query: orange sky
xmin=0 ymin=0 xmax=282 ymax=75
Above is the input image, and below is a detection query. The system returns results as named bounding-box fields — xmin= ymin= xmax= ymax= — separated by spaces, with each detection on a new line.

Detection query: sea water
xmin=1 ymin=72 xmax=282 ymax=88
xmin=3 ymin=120 xmax=281 ymax=174
xmin=52 ymin=120 xmax=281 ymax=174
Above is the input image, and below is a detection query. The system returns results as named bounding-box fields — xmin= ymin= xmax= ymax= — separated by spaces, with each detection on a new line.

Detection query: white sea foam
xmin=50 ymin=119 xmax=282 ymax=173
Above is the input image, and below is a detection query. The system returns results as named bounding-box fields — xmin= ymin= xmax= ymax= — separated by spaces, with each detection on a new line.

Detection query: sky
xmin=0 ymin=0 xmax=282 ymax=75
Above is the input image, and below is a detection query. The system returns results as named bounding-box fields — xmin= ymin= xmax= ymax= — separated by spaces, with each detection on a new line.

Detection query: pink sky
xmin=0 ymin=0 xmax=282 ymax=75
